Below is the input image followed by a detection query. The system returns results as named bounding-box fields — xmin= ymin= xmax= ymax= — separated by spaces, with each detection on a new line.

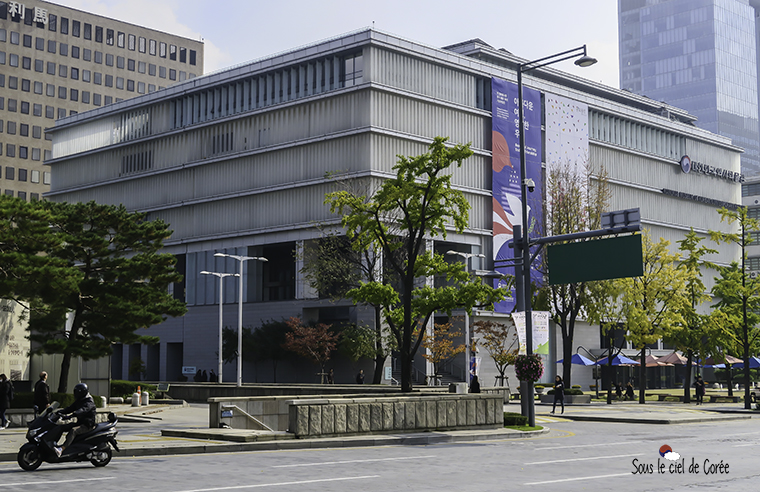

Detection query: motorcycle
xmin=17 ymin=401 xmax=120 ymax=471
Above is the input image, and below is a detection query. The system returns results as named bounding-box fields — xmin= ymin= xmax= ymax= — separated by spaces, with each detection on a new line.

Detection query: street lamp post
xmin=214 ymin=252 xmax=268 ymax=387
xmin=200 ymin=270 xmax=239 ymax=384
xmin=446 ymin=250 xmax=486 ymax=388
xmin=516 ymin=45 xmax=596 ymax=427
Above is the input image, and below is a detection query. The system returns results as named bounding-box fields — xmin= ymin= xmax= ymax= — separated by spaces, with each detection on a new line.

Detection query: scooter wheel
xmin=90 ymin=447 xmax=112 ymax=467
xmin=17 ymin=448 xmax=43 ymax=471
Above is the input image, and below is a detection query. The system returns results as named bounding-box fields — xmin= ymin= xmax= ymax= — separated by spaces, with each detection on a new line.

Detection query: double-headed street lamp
xmin=447 ymin=250 xmax=485 ymax=388
xmin=200 ymin=270 xmax=239 ymax=384
xmin=214 ymin=252 xmax=268 ymax=387
xmin=515 ymin=46 xmax=596 ymax=427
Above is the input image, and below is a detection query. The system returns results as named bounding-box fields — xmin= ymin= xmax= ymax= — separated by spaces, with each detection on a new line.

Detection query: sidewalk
xmin=0 ymin=400 xmax=754 ymax=463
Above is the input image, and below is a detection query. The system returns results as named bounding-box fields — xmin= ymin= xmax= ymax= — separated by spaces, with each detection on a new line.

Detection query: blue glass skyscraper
xmin=619 ymin=0 xmax=760 ymax=175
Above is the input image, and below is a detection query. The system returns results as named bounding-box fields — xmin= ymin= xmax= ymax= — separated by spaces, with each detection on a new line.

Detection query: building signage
xmin=6 ymin=2 xmax=48 ymax=25
xmin=679 ymin=155 xmax=743 ymax=182
xmin=491 ymin=77 xmax=543 ymax=314
xmin=661 ymin=188 xmax=740 ymax=211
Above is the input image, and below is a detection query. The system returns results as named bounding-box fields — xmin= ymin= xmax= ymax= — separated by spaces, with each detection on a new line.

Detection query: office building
xmin=45 ymin=29 xmax=741 ymax=389
xmin=0 ymin=0 xmax=204 ymax=201
xmin=619 ymin=0 xmax=760 ymax=176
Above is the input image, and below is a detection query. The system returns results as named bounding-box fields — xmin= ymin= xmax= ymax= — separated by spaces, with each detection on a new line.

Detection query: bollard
xmin=131 ymin=392 xmax=141 ymax=407
xmin=141 ymin=391 xmax=149 ymax=406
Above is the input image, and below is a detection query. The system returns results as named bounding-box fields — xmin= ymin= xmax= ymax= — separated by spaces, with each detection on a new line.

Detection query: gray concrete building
xmin=45 ymin=29 xmax=742 ymax=390
xmin=0 ymin=0 xmax=204 ymax=201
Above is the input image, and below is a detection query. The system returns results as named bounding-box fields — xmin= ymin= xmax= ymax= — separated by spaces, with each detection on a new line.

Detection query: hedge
xmin=110 ymin=380 xmax=157 ymax=399
xmin=11 ymin=392 xmax=104 ymax=409
xmin=504 ymin=412 xmax=528 ymax=426
xmin=546 ymin=388 xmax=584 ymax=396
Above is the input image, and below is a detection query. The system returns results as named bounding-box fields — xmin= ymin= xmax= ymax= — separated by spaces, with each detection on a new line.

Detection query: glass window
xmin=69 ymin=89 xmax=77 ymax=101
xmin=22 ymin=56 xmax=30 ymax=69
xmin=19 ymin=169 xmax=27 ymax=181
xmin=116 ymin=77 xmax=123 ymax=89
xmin=138 ymin=61 xmax=145 ymax=74
xmin=31 ymin=170 xmax=40 ymax=183
xmin=47 ymin=40 xmax=56 ymax=53
xmin=43 ymin=171 xmax=50 ymax=185
xmin=57 ymin=108 xmax=65 ymax=119
xmin=137 ymin=81 xmax=145 ymax=94
xmin=9 ymin=53 xmax=18 ymax=66
xmin=58 ymin=86 xmax=66 ymax=99
xmin=10 ymin=31 xmax=19 ymax=45
xmin=21 ymin=78 xmax=29 ymax=91
xmin=190 ymin=50 xmax=197 ymax=66
xmin=127 ymin=79 xmax=134 ymax=92
xmin=139 ymin=36 xmax=145 ymax=53
xmin=84 ymin=23 xmax=91 ymax=40
xmin=45 ymin=105 xmax=53 ymax=118
xmin=31 ymin=148 xmax=40 ymax=161
xmin=20 ymin=123 xmax=28 ymax=135
xmin=32 ymin=124 xmax=41 ymax=137
xmin=179 ymin=47 xmax=186 ymax=63
xmin=71 ymin=46 xmax=79 ymax=59
xmin=34 ymin=58 xmax=42 ymax=72
xmin=149 ymin=39 xmax=156 ymax=56
xmin=169 ymin=69 xmax=176 ymax=80
xmin=117 ymin=31 xmax=124 ymax=48
xmin=58 ymin=64 xmax=67 ymax=77
xmin=46 ymin=84 xmax=54 ymax=96
xmin=83 ymin=48 xmax=91 ymax=61
xmin=128 ymin=34 xmax=135 ymax=51
xmin=128 ymin=58 xmax=135 ymax=71
xmin=7 ymin=120 xmax=16 ymax=132
xmin=105 ymin=74 xmax=113 ymax=87
xmin=82 ymin=91 xmax=89 ymax=104
xmin=149 ymin=63 xmax=156 ymax=76
xmin=117 ymin=56 xmax=124 ymax=69
xmin=23 ymin=34 xmax=31 ymax=47
xmin=0 ymin=98 xmax=3 ymax=110
xmin=18 ymin=147 xmax=27 ymax=160
xmin=8 ymin=98 xmax=16 ymax=111
xmin=93 ymin=72 xmax=101 ymax=85
xmin=35 ymin=37 xmax=43 ymax=50
xmin=95 ymin=26 xmax=102 ymax=43
xmin=0 ymin=51 xmax=5 ymax=65
xmin=159 ymin=66 xmax=166 ymax=78
xmin=104 ymin=95 xmax=112 ymax=105
xmin=5 ymin=166 xmax=15 ymax=179
xmin=169 ymin=44 xmax=176 ymax=61
xmin=59 ymin=43 xmax=67 ymax=56
xmin=179 ymin=71 xmax=186 ymax=82
xmin=148 ymin=83 xmax=156 ymax=93
xmin=0 ymin=29 xmax=4 ymax=42
xmin=33 ymin=81 xmax=42 ymax=94
xmin=106 ymin=29 xmax=113 ymax=45
xmin=82 ymin=70 xmax=90 ymax=82
xmin=70 ymin=67 xmax=78 ymax=80
xmin=93 ymin=93 xmax=101 ymax=106
xmin=6 ymin=145 xmax=14 ymax=158
xmin=72 ymin=20 xmax=80 ymax=37
xmin=46 ymin=61 xmax=54 ymax=74
xmin=20 ymin=102 xmax=29 ymax=115
xmin=48 ymin=14 xmax=57 ymax=32
xmin=94 ymin=51 xmax=102 ymax=64
xmin=159 ymin=42 xmax=166 ymax=58
xmin=8 ymin=76 xmax=16 ymax=89
xmin=60 ymin=17 xmax=68 ymax=35
xmin=106 ymin=53 xmax=113 ymax=66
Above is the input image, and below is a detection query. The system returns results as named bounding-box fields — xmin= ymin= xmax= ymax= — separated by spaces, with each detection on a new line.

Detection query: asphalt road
xmin=0 ymin=415 xmax=758 ymax=491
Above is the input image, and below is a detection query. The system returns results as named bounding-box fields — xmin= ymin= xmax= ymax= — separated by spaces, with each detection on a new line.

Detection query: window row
xmin=0 ymin=49 xmax=196 ymax=80
xmin=0 ymin=9 xmax=198 ymax=65
xmin=0 ymin=144 xmax=52 ymax=163
xmin=0 ymin=117 xmax=50 ymax=139
xmin=3 ymin=189 xmax=39 ymax=201
xmin=589 ymin=109 xmax=686 ymax=161
xmin=1 ymin=77 xmax=158 ymax=104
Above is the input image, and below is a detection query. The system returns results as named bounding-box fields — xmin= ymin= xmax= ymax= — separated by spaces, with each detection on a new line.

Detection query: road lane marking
xmin=271 ymin=455 xmax=436 ymax=468
xmin=172 ymin=475 xmax=380 ymax=491
xmin=525 ymin=472 xmax=631 ymax=485
xmin=0 ymin=477 xmax=115 ymax=487
xmin=534 ymin=440 xmax=643 ymax=451
xmin=525 ymin=453 xmax=643 ymax=465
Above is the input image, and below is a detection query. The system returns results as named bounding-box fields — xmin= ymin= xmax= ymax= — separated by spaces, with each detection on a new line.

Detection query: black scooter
xmin=17 ymin=401 xmax=119 ymax=471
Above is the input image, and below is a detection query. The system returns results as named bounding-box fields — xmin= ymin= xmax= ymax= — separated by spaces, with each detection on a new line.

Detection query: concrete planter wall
xmin=539 ymin=395 xmax=592 ymax=404
xmin=287 ymin=394 xmax=503 ymax=438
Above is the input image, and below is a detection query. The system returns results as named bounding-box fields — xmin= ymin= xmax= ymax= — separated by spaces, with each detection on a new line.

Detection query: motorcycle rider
xmin=54 ymin=383 xmax=96 ymax=457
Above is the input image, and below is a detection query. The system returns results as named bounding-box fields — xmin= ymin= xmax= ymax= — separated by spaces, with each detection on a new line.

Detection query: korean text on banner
xmin=512 ymin=311 xmax=550 ymax=355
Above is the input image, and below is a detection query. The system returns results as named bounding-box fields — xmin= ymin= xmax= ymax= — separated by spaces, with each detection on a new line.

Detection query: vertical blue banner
xmin=491 ymin=77 xmax=543 ymax=313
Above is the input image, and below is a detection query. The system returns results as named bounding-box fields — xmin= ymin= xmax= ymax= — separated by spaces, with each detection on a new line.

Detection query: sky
xmin=51 ymin=0 xmax=620 ymax=88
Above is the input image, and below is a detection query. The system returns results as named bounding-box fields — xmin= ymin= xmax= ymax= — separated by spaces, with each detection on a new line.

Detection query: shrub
xmin=504 ymin=412 xmax=528 ymax=426
xmin=111 ymin=380 xmax=157 ymax=399
xmin=514 ymin=354 xmax=544 ymax=382
xmin=571 ymin=384 xmax=581 ymax=389
xmin=546 ymin=388 xmax=584 ymax=396
xmin=534 ymin=385 xmax=545 ymax=389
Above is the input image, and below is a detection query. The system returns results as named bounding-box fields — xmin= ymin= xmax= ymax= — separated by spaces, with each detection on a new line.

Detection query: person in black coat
xmin=551 ymin=375 xmax=565 ymax=414
xmin=469 ymin=375 xmax=481 ymax=393
xmin=625 ymin=382 xmax=635 ymax=401
xmin=355 ymin=370 xmax=365 ymax=384
xmin=0 ymin=373 xmax=13 ymax=429
xmin=55 ymin=383 xmax=96 ymax=456
xmin=34 ymin=371 xmax=51 ymax=416
xmin=693 ymin=375 xmax=706 ymax=405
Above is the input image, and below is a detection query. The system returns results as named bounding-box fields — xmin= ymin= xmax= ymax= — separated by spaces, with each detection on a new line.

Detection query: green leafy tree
xmin=618 ymin=232 xmax=686 ymax=404
xmin=282 ymin=317 xmax=339 ymax=383
xmin=710 ymin=207 xmax=760 ymax=408
xmin=545 ymin=161 xmax=611 ymax=387
xmin=222 ymin=320 xmax=291 ymax=382
xmin=585 ymin=278 xmax=627 ymax=404
xmin=7 ymin=200 xmax=187 ymax=393
xmin=325 ymin=137 xmax=507 ymax=391
xmin=472 ymin=319 xmax=518 ymax=388
xmin=338 ymin=323 xmax=377 ymax=363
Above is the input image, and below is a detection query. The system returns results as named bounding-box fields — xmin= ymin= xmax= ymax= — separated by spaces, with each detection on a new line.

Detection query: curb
xmin=558 ymin=414 xmax=752 ymax=425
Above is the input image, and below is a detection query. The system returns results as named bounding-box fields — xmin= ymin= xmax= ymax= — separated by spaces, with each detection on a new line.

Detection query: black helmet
xmin=73 ymin=383 xmax=89 ymax=400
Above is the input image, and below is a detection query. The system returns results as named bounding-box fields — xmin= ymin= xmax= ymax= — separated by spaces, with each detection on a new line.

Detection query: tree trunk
xmin=372 ymin=308 xmax=385 ymax=384
xmin=727 ymin=365 xmax=734 ymax=397
xmin=58 ymin=350 xmax=72 ymax=393
xmin=561 ymin=337 xmax=573 ymax=388
xmin=683 ymin=351 xmax=692 ymax=404
xmin=401 ymin=353 xmax=413 ymax=392
xmin=638 ymin=347 xmax=646 ymax=404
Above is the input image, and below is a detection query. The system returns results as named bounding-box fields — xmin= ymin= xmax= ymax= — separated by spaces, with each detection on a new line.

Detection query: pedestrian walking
xmin=355 ymin=369 xmax=365 ymax=384
xmin=33 ymin=371 xmax=50 ymax=416
xmin=0 ymin=373 xmax=13 ymax=429
xmin=694 ymin=375 xmax=706 ymax=405
xmin=615 ymin=381 xmax=623 ymax=400
xmin=326 ymin=368 xmax=334 ymax=384
xmin=209 ymin=369 xmax=217 ymax=382
xmin=625 ymin=382 xmax=635 ymax=401
xmin=202 ymin=370 xmax=208 ymax=382
xmin=469 ymin=375 xmax=481 ymax=393
xmin=551 ymin=375 xmax=564 ymax=414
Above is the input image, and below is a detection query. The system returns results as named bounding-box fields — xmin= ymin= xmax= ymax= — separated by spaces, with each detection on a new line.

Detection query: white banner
xmin=0 ymin=299 xmax=30 ymax=381
xmin=512 ymin=311 xmax=550 ymax=355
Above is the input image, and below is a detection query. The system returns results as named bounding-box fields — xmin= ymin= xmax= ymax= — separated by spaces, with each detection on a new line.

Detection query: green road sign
xmin=547 ymin=234 xmax=643 ymax=285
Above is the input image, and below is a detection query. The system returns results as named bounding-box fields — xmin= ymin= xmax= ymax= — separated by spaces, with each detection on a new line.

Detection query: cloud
xmin=663 ymin=451 xmax=681 ymax=461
